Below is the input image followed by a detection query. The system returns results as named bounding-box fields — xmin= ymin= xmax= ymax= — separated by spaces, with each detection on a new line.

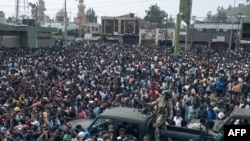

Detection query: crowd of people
xmin=0 ymin=42 xmax=249 ymax=141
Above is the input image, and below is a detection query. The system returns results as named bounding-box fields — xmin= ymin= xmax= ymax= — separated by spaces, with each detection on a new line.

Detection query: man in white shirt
xmin=217 ymin=109 xmax=226 ymax=120
xmin=187 ymin=119 xmax=193 ymax=128
xmin=191 ymin=118 xmax=207 ymax=132
xmin=173 ymin=112 xmax=183 ymax=127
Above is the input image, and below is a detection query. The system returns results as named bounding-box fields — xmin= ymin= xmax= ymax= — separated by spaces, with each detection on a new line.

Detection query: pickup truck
xmin=84 ymin=107 xmax=219 ymax=141
xmin=64 ymin=107 xmax=250 ymax=141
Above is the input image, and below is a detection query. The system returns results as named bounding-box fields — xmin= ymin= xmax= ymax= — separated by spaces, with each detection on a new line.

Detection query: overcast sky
xmin=0 ymin=0 xmax=247 ymax=23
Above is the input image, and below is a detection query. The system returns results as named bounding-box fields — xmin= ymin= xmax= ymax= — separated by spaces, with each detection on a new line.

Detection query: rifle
xmin=133 ymin=97 xmax=155 ymax=115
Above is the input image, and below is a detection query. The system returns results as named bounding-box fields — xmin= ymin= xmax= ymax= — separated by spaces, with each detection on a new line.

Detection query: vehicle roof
xmin=99 ymin=107 xmax=152 ymax=123
xmin=227 ymin=108 xmax=250 ymax=119
xmin=213 ymin=109 xmax=250 ymax=131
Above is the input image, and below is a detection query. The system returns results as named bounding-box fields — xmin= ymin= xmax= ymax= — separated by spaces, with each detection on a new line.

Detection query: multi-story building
xmin=101 ymin=13 xmax=159 ymax=44
xmin=101 ymin=13 xmax=141 ymax=35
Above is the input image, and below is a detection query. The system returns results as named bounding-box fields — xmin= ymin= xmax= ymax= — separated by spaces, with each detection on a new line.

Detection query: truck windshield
xmin=87 ymin=117 xmax=114 ymax=135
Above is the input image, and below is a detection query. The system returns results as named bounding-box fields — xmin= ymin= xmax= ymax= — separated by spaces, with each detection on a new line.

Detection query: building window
xmin=105 ymin=20 xmax=114 ymax=34
xmin=126 ymin=20 xmax=134 ymax=33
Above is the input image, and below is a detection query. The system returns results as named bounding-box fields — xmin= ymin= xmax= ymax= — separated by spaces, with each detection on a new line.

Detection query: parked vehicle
xmin=85 ymin=107 xmax=219 ymax=141
xmin=64 ymin=107 xmax=250 ymax=141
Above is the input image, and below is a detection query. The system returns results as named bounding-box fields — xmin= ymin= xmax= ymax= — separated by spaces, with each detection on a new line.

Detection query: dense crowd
xmin=0 ymin=42 xmax=249 ymax=141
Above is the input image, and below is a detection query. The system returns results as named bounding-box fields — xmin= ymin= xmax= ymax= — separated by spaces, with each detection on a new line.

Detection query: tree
xmin=228 ymin=5 xmax=232 ymax=11
xmin=6 ymin=17 xmax=15 ymax=23
xmin=238 ymin=3 xmax=244 ymax=7
xmin=206 ymin=11 xmax=212 ymax=22
xmin=29 ymin=2 xmax=38 ymax=19
xmin=86 ymin=8 xmax=97 ymax=23
xmin=216 ymin=6 xmax=227 ymax=23
xmin=144 ymin=4 xmax=167 ymax=28
xmin=167 ymin=15 xmax=175 ymax=28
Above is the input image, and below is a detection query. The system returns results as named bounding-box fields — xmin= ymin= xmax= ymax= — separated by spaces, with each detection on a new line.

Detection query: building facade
xmin=101 ymin=14 xmax=140 ymax=35
xmin=186 ymin=21 xmax=241 ymax=50
xmin=0 ymin=11 xmax=5 ymax=24
xmin=38 ymin=0 xmax=100 ymax=34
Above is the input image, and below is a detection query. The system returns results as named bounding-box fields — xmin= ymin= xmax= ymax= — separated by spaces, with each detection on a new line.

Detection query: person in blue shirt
xmin=206 ymin=105 xmax=216 ymax=120
xmin=216 ymin=79 xmax=226 ymax=97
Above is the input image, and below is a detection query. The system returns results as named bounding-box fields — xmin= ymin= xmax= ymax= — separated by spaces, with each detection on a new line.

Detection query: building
xmin=101 ymin=13 xmax=141 ymax=35
xmin=0 ymin=11 xmax=6 ymax=24
xmin=186 ymin=21 xmax=242 ymax=50
xmin=77 ymin=0 xmax=86 ymax=28
xmin=38 ymin=0 xmax=100 ymax=35
xmin=101 ymin=13 xmax=159 ymax=44
xmin=40 ymin=8 xmax=79 ymax=32
xmin=0 ymin=24 xmax=56 ymax=48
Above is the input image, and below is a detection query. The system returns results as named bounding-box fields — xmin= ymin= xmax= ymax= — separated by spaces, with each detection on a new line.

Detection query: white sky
xmin=0 ymin=0 xmax=247 ymax=23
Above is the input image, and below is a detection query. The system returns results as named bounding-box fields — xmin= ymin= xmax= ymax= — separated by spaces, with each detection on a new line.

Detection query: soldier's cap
xmin=163 ymin=90 xmax=172 ymax=95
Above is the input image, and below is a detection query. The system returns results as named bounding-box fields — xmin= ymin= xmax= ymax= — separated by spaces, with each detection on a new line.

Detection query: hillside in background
xmin=225 ymin=3 xmax=250 ymax=20
xmin=203 ymin=3 xmax=250 ymax=23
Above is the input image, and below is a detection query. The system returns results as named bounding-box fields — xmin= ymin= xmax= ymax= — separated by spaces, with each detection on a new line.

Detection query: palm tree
xmin=29 ymin=2 xmax=38 ymax=20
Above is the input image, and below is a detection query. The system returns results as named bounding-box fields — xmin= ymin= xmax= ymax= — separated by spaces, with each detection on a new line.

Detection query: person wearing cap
xmin=28 ymin=120 xmax=42 ymax=140
xmin=30 ymin=120 xmax=40 ymax=127
xmin=146 ymin=90 xmax=172 ymax=141
xmin=14 ymin=107 xmax=21 ymax=112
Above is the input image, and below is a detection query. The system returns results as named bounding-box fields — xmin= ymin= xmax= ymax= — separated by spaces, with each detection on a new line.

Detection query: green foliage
xmin=144 ymin=4 xmax=167 ymax=28
xmin=166 ymin=15 xmax=175 ymax=29
xmin=224 ymin=2 xmax=250 ymax=22
xmin=67 ymin=29 xmax=84 ymax=37
xmin=6 ymin=17 xmax=15 ymax=23
xmin=86 ymin=8 xmax=97 ymax=23
xmin=28 ymin=2 xmax=38 ymax=19
xmin=53 ymin=29 xmax=63 ymax=36
xmin=203 ymin=6 xmax=228 ymax=22
xmin=204 ymin=2 xmax=250 ymax=22
xmin=28 ymin=1 xmax=45 ymax=20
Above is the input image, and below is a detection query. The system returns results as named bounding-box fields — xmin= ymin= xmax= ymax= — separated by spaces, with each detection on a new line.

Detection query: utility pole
xmin=16 ymin=0 xmax=20 ymax=23
xmin=235 ymin=13 xmax=242 ymax=51
xmin=64 ymin=0 xmax=68 ymax=47
xmin=174 ymin=0 xmax=192 ymax=56
xmin=229 ymin=0 xmax=236 ymax=51
xmin=165 ymin=14 xmax=168 ymax=47
xmin=174 ymin=12 xmax=181 ymax=56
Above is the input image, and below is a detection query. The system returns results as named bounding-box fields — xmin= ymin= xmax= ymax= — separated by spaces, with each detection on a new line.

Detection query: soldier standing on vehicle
xmin=147 ymin=90 xmax=173 ymax=141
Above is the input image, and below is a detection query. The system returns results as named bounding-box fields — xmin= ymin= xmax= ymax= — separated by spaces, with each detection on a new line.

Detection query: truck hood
xmin=59 ymin=119 xmax=94 ymax=130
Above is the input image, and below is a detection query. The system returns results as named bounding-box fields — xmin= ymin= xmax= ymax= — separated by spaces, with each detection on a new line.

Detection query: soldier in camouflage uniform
xmin=147 ymin=90 xmax=173 ymax=141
